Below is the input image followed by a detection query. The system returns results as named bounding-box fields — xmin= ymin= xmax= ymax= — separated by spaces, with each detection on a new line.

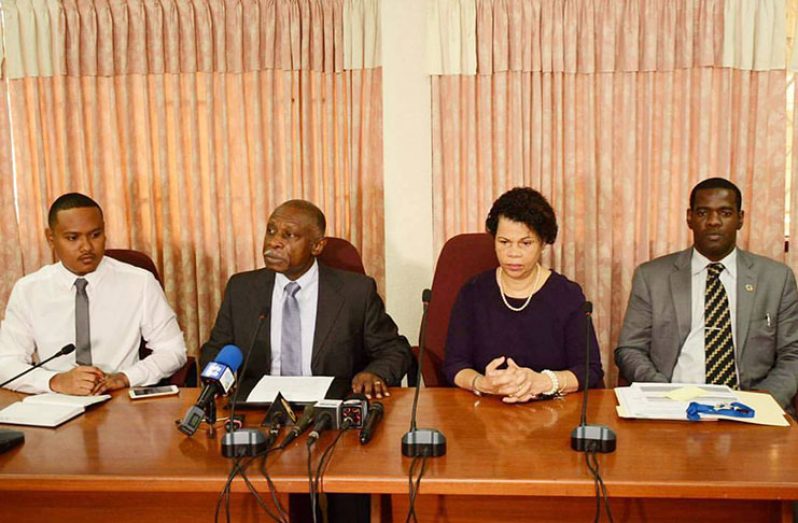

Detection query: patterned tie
xmin=280 ymin=281 xmax=302 ymax=376
xmin=704 ymin=263 xmax=737 ymax=388
xmin=74 ymin=278 xmax=92 ymax=366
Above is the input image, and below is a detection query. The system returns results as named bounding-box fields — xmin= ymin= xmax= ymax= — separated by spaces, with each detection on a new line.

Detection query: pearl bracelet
xmin=541 ymin=369 xmax=560 ymax=396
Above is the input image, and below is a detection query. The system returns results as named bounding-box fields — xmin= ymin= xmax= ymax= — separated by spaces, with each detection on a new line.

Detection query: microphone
xmin=178 ymin=344 xmax=243 ymax=436
xmin=570 ymin=301 xmax=616 ymax=453
xmin=1 ymin=344 xmax=77 ymax=455
xmin=281 ymin=404 xmax=316 ymax=447
xmin=341 ymin=393 xmax=369 ymax=428
xmin=0 ymin=344 xmax=76 ymax=389
xmin=401 ymin=289 xmax=446 ymax=457
xmin=221 ymin=306 xmax=271 ymax=458
xmin=359 ymin=402 xmax=384 ymax=445
xmin=260 ymin=392 xmax=296 ymax=448
xmin=305 ymin=399 xmax=344 ymax=447
xmin=306 ymin=411 xmax=334 ymax=445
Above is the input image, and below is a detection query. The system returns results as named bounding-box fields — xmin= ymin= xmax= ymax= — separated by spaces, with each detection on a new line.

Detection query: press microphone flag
xmin=178 ymin=344 xmax=243 ymax=436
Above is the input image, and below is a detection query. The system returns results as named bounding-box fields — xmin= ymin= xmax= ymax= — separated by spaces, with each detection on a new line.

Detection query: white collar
xmin=691 ymin=247 xmax=737 ymax=279
xmin=274 ymin=258 xmax=319 ymax=292
xmin=54 ymin=256 xmax=110 ymax=290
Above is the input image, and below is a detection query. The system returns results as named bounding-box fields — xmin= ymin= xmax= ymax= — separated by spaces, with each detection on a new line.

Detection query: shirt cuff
xmin=31 ymin=368 xmax=60 ymax=394
xmin=121 ymin=366 xmax=146 ymax=388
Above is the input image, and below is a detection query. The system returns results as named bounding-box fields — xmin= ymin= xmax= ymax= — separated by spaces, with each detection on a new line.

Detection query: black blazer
xmin=200 ymin=263 xmax=411 ymax=392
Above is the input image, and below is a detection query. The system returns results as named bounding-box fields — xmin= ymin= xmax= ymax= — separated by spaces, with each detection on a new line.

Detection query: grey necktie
xmin=74 ymin=278 xmax=92 ymax=366
xmin=281 ymin=281 xmax=302 ymax=376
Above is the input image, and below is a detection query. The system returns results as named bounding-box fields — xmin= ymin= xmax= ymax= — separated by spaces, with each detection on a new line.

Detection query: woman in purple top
xmin=443 ymin=187 xmax=603 ymax=402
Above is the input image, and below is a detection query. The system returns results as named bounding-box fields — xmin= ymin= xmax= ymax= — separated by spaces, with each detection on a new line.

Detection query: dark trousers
xmin=289 ymin=493 xmax=370 ymax=523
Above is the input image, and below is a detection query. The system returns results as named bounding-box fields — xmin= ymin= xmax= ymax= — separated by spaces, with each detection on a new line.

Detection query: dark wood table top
xmin=1 ymin=388 xmax=796 ymax=499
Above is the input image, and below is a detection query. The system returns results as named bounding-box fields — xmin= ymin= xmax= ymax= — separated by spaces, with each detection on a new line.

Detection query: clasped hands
xmin=475 ymin=356 xmax=555 ymax=403
xmin=49 ymin=366 xmax=130 ymax=396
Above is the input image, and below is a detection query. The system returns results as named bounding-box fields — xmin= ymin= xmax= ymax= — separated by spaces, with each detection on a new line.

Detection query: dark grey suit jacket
xmin=615 ymin=248 xmax=798 ymax=409
xmin=200 ymin=263 xmax=411 ymax=392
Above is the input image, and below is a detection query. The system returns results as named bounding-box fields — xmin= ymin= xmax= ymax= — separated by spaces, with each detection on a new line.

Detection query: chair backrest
xmin=317 ymin=237 xmax=366 ymax=275
xmin=104 ymin=249 xmax=163 ymax=287
xmin=421 ymin=233 xmax=498 ymax=387
xmin=103 ymin=249 xmax=197 ymax=387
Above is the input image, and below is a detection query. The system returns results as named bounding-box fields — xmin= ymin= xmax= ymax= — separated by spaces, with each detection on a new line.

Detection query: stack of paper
xmin=0 ymin=393 xmax=111 ymax=428
xmin=615 ymin=383 xmax=789 ymax=426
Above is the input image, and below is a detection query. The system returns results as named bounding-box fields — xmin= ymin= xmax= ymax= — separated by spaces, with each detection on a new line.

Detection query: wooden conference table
xmin=0 ymin=388 xmax=796 ymax=522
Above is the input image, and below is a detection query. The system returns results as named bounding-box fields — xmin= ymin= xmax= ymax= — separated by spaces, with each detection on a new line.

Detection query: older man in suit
xmin=616 ymin=178 xmax=798 ymax=411
xmin=201 ymin=199 xmax=410 ymax=522
xmin=200 ymin=199 xmax=411 ymax=399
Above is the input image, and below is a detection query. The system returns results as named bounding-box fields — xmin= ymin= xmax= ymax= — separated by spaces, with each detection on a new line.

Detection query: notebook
xmin=0 ymin=393 xmax=111 ymax=428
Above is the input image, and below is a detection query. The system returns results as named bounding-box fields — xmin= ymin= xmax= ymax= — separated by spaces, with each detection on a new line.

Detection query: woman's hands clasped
xmin=476 ymin=356 xmax=555 ymax=403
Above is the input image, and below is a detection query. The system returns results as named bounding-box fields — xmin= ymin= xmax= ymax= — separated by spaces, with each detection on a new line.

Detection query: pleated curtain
xmin=0 ymin=0 xmax=384 ymax=356
xmin=430 ymin=0 xmax=790 ymax=385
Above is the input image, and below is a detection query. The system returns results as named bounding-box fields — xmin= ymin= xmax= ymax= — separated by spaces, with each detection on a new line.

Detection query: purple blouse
xmin=443 ymin=269 xmax=604 ymax=389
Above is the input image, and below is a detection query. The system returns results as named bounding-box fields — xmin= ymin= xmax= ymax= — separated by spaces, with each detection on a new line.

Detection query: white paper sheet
xmin=245 ymin=376 xmax=334 ymax=404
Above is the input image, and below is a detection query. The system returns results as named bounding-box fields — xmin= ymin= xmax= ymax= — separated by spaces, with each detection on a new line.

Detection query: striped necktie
xmin=704 ymin=263 xmax=737 ymax=388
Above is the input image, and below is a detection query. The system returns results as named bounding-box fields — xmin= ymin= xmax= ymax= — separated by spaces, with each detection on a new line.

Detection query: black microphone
xmin=306 ymin=411 xmax=334 ymax=445
xmin=1 ymin=343 xmax=76 ymax=455
xmin=281 ymin=405 xmax=316 ymax=447
xmin=260 ymin=392 xmax=295 ymax=448
xmin=401 ymin=289 xmax=446 ymax=457
xmin=359 ymin=402 xmax=384 ymax=445
xmin=221 ymin=306 xmax=272 ymax=458
xmin=0 ymin=344 xmax=76 ymax=389
xmin=570 ymin=301 xmax=616 ymax=453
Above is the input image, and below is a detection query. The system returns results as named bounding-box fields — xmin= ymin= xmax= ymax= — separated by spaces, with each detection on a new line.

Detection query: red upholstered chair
xmin=104 ymin=249 xmax=197 ymax=387
xmin=318 ymin=237 xmax=366 ymax=275
xmin=413 ymin=233 xmax=498 ymax=387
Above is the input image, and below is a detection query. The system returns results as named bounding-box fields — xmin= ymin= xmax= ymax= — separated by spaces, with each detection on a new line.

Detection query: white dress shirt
xmin=673 ymin=248 xmax=739 ymax=384
xmin=0 ymin=257 xmax=187 ymax=393
xmin=269 ymin=259 xmax=319 ymax=376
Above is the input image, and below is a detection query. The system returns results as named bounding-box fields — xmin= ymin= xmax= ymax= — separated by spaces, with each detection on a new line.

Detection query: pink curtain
xmin=1 ymin=0 xmax=384 ymax=356
xmin=432 ymin=0 xmax=788 ymax=385
xmin=0 ymin=79 xmax=25 ymax=311
xmin=790 ymin=75 xmax=798 ymax=272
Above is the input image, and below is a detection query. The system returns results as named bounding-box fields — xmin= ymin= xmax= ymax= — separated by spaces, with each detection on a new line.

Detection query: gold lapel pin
xmin=745 ymin=284 xmax=754 ymax=292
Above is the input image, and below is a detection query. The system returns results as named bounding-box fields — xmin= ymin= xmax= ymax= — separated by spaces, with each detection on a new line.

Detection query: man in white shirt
xmin=615 ymin=178 xmax=798 ymax=411
xmin=0 ymin=193 xmax=187 ymax=395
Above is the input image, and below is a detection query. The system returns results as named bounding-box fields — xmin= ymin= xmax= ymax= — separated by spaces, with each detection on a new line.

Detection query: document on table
xmin=615 ymin=383 xmax=789 ymax=426
xmin=246 ymin=376 xmax=334 ymax=404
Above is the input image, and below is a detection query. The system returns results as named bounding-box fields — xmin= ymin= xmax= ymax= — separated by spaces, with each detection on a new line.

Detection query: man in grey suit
xmin=616 ymin=178 xmax=798 ymax=411
xmin=201 ymin=199 xmax=411 ymax=399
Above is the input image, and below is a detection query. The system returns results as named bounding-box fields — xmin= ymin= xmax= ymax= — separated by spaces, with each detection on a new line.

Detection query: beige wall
xmin=382 ymin=0 xmax=434 ymax=345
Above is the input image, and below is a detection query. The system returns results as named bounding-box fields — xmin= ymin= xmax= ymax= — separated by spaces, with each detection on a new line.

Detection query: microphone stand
xmin=221 ymin=308 xmax=270 ymax=458
xmin=570 ymin=302 xmax=616 ymax=453
xmin=401 ymin=289 xmax=446 ymax=457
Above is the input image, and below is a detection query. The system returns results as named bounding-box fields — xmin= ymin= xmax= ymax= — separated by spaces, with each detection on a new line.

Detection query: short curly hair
xmin=485 ymin=187 xmax=558 ymax=244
